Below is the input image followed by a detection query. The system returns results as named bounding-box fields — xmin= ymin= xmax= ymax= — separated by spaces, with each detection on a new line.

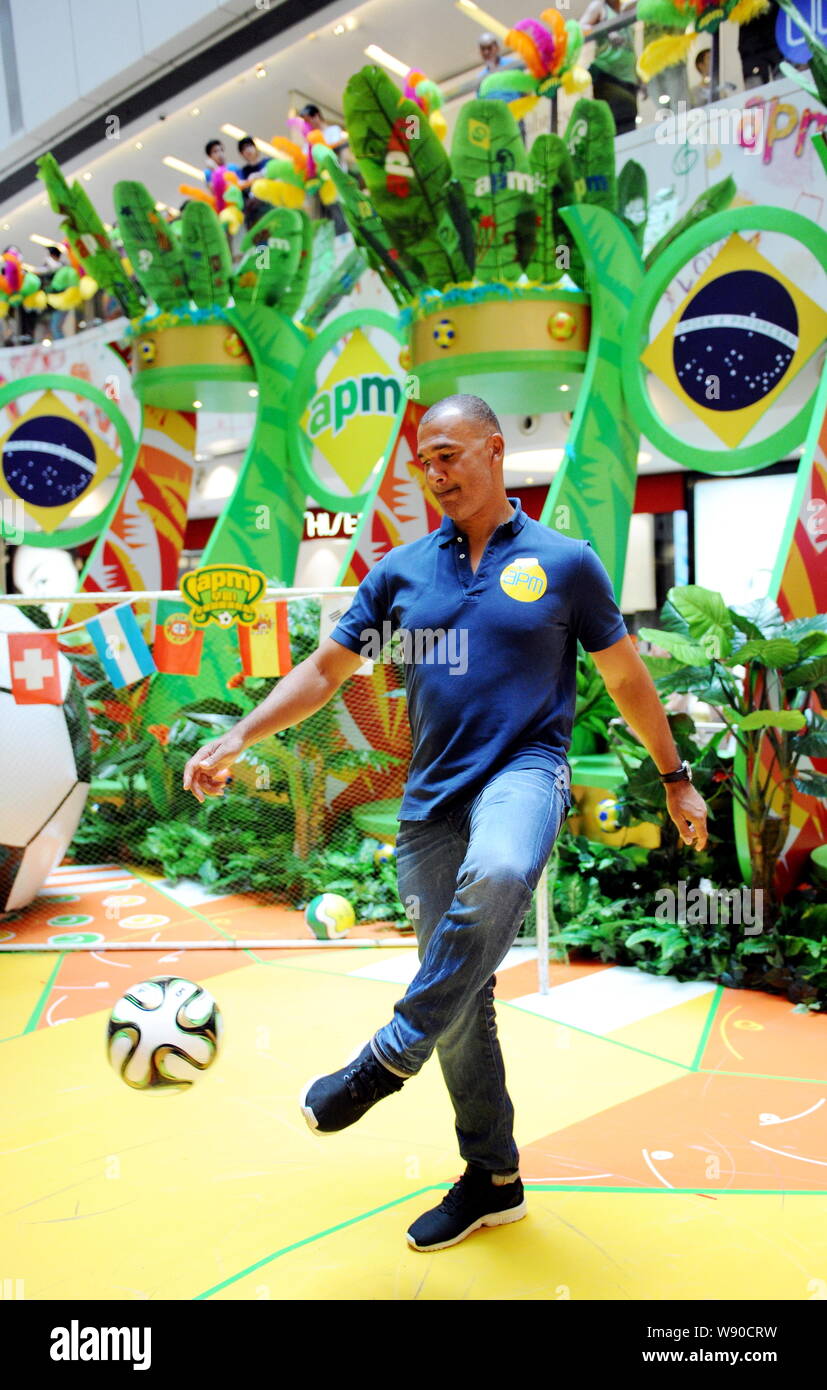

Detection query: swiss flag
xmin=8 ymin=632 xmax=63 ymax=705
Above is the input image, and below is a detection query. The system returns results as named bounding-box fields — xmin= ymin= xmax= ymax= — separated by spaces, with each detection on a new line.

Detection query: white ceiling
xmin=1 ymin=0 xmax=592 ymax=250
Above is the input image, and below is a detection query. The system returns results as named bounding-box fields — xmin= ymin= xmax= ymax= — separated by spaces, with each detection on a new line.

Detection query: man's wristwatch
xmin=659 ymin=759 xmax=693 ymax=785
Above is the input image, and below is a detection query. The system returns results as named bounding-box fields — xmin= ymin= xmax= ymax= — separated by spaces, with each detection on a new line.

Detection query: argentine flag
xmin=87 ymin=604 xmax=157 ymax=688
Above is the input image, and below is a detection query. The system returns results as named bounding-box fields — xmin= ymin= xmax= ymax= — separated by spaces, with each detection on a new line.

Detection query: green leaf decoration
xmin=232 ymin=208 xmax=303 ymax=307
xmin=645 ymin=176 xmax=735 ymax=270
xmin=300 ymin=247 xmax=367 ymax=331
xmin=617 ymin=159 xmax=648 ymax=250
xmin=312 ymin=143 xmax=418 ymax=303
xmin=525 ymin=134 xmax=577 ymax=284
xmin=37 ymin=154 xmax=146 ymax=319
xmin=796 ymin=713 xmax=827 ymax=757
xmin=735 ymin=709 xmax=806 ymax=731
xmin=113 ymin=181 xmax=188 ymax=310
xmin=732 ymin=595 xmax=785 ymax=637
xmin=343 ymin=65 xmax=474 ymax=289
xmin=731 ymin=637 xmax=800 ymax=667
xmin=278 ymin=211 xmax=314 ymax=319
xmin=180 ymin=202 xmax=233 ymax=308
xmin=564 ymin=99 xmax=618 ymax=287
xmin=637 ymin=626 xmax=709 ymax=665
xmin=451 ymin=100 xmax=535 ymax=282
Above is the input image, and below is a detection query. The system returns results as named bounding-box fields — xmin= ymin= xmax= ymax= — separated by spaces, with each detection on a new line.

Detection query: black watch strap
xmin=660 ymin=760 xmax=692 ymax=784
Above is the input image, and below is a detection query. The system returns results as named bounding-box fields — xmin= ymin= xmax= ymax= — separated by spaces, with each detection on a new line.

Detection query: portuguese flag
xmin=237 ymin=601 xmax=293 ymax=678
xmin=152 ymin=601 xmax=203 ymax=676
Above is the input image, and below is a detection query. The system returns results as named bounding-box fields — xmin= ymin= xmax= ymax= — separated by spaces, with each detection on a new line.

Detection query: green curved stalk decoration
xmin=617 ymin=159 xmax=648 ymax=252
xmin=564 ymin=99 xmax=618 ymax=288
xmin=539 ymin=203 xmax=642 ymax=592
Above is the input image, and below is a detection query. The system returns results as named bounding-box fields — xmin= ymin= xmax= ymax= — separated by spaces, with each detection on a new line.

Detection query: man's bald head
xmin=420 ymin=394 xmax=502 ymax=438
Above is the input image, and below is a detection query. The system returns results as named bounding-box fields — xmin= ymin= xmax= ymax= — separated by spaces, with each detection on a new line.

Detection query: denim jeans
xmin=370 ymin=763 xmax=570 ymax=1173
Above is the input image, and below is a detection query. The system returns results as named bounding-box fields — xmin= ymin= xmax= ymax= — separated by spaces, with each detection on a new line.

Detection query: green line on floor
xmin=194 ymin=1186 xmax=442 ymax=1299
xmin=23 ymin=952 xmax=65 ymax=1033
xmin=690 ymin=984 xmax=723 ymax=1071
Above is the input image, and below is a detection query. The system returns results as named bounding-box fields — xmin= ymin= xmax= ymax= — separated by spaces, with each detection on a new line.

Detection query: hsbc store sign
xmin=303 ymin=509 xmax=361 ymax=541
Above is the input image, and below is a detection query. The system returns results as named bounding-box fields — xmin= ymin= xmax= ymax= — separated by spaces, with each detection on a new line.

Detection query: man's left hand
xmin=665 ymin=781 xmax=708 ymax=851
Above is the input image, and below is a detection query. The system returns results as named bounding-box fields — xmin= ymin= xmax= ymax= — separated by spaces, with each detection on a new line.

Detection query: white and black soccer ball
xmin=0 ymin=604 xmax=91 ymax=913
xmin=107 ymin=977 xmax=223 ymax=1090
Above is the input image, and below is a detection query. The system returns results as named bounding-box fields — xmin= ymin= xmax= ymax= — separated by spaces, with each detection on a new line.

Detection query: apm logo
xmin=50 ymin=1321 xmax=151 ymax=1371
xmin=307 ymin=374 xmax=401 ymax=440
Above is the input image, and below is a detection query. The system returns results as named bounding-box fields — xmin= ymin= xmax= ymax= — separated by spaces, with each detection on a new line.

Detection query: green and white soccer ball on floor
xmin=305 ymin=892 xmax=355 ymax=940
xmin=107 ymin=977 xmax=223 ymax=1090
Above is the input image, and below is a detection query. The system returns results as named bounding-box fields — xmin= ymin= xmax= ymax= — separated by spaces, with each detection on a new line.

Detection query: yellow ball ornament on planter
xmin=432 ymin=316 xmax=457 ymax=349
xmin=548 ymin=310 xmax=576 ymax=341
xmin=596 ymin=797 xmax=619 ymax=833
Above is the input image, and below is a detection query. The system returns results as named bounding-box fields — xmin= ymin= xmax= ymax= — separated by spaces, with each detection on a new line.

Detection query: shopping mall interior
xmin=0 ymin=0 xmax=826 ymax=1319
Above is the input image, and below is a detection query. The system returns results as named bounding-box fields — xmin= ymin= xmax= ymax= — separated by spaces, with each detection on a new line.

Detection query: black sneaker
xmin=407 ymin=1166 xmax=526 ymax=1252
xmin=300 ymin=1042 xmax=406 ymax=1135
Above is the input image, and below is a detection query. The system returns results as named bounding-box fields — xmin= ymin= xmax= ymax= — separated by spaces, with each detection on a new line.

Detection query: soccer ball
xmin=548 ymin=311 xmax=576 ymax=341
xmin=305 ymin=892 xmax=355 ymax=940
xmin=432 ymin=316 xmax=457 ymax=349
xmin=373 ymin=842 xmax=396 ymax=866
xmin=0 ymin=605 xmax=91 ymax=913
xmin=107 ymin=977 xmax=223 ymax=1090
xmin=596 ymin=797 xmax=619 ymax=832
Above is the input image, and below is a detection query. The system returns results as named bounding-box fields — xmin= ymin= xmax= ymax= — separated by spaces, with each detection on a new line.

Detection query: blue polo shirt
xmin=330 ymin=498 xmax=628 ymax=821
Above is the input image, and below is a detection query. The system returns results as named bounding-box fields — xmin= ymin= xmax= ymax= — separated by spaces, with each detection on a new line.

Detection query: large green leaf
xmin=795 ymin=771 xmax=827 ymax=798
xmin=796 ymin=712 xmax=827 ymax=757
xmin=644 ymin=176 xmax=735 ymax=270
xmin=735 ymin=709 xmax=806 ymax=731
xmin=617 ymin=159 xmax=648 ymax=250
xmin=731 ymin=637 xmax=800 ymax=668
xmin=180 ymin=201 xmax=233 ymax=308
xmin=344 ymin=65 xmax=473 ymax=289
xmin=278 ymin=212 xmax=315 ymax=318
xmin=638 ymin=627 xmax=709 ymax=665
xmin=525 ymin=133 xmax=576 ymax=284
xmin=669 ymin=585 xmax=734 ymax=654
xmin=451 ymin=101 xmax=535 ymax=282
xmin=38 ymin=154 xmax=147 ymax=319
xmin=312 ymin=145 xmax=419 ymax=304
xmin=784 ymin=655 xmax=827 ymax=690
xmin=113 ymin=181 xmax=188 ymax=310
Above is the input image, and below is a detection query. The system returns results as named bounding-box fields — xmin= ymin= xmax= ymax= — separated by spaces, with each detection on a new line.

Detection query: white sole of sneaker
xmin=406 ymin=1199 xmax=527 ymax=1252
xmin=299 ymin=1041 xmax=369 ymax=1137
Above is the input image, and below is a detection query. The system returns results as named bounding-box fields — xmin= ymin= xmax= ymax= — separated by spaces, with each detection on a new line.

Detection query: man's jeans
xmin=371 ymin=764 xmax=570 ymax=1174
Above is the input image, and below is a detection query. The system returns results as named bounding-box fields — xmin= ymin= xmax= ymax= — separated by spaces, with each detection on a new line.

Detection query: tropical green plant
xmin=638 ymin=586 xmax=827 ymax=926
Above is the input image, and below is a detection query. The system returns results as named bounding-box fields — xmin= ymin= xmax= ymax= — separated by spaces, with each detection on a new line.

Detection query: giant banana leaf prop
xmin=452 ymin=101 xmax=536 ymax=283
xmin=179 ymin=201 xmax=233 ymax=308
xmin=343 ymin=65 xmax=475 ymax=290
xmin=313 ymin=144 xmax=419 ymax=304
xmin=564 ymin=98 xmax=618 ymax=287
xmin=37 ymin=154 xmax=146 ymax=319
xmin=644 ymin=175 xmax=735 ymax=268
xmin=277 ymin=212 xmax=315 ymax=319
xmin=114 ymin=181 xmax=188 ymax=310
xmin=525 ymin=133 xmax=578 ymax=284
xmin=617 ymin=159 xmax=649 ymax=252
xmin=232 ymin=208 xmax=304 ymax=307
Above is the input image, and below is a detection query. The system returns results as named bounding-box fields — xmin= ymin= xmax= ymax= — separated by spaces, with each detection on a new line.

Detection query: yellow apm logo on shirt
xmin=500 ymin=557 xmax=548 ymax=602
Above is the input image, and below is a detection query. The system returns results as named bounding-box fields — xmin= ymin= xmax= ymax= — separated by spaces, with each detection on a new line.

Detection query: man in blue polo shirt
xmin=183 ymin=394 xmax=708 ymax=1253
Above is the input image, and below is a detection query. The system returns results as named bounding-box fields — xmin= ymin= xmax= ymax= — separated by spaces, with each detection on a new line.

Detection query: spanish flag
xmin=237 ymin=601 xmax=293 ymax=678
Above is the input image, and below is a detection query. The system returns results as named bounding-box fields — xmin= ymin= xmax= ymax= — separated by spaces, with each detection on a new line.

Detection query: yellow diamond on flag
xmin=0 ymin=389 xmax=122 ymax=532
xmin=641 ymin=234 xmax=827 ymax=449
xmin=301 ymin=329 xmax=401 ymax=494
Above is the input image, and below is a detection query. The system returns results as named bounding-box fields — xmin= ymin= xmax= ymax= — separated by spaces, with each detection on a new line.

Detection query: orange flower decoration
xmin=147 ymin=724 xmax=170 ymax=745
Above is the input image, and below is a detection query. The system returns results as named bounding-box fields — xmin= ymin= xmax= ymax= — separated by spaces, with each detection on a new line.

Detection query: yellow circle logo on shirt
xmin=500 ymin=557 xmax=548 ymax=602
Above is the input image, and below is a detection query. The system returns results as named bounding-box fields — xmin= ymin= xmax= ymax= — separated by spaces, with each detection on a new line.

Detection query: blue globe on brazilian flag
xmin=305 ymin=892 xmax=355 ymax=940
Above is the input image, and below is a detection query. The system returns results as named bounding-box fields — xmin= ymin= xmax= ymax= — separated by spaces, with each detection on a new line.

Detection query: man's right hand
xmin=183 ymin=731 xmax=245 ymax=804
